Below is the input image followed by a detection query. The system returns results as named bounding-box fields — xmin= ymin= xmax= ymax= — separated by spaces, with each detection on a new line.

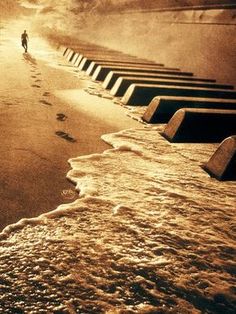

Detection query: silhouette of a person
xmin=21 ymin=30 xmax=29 ymax=53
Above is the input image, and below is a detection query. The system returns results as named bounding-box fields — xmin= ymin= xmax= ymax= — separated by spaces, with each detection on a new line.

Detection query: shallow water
xmin=0 ymin=124 xmax=235 ymax=313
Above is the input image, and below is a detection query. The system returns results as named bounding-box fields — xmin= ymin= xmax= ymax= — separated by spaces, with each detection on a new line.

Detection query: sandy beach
xmin=0 ymin=19 xmax=139 ymax=230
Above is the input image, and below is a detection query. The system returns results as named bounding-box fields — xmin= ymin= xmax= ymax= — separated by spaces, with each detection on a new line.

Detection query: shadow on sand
xmin=23 ymin=52 xmax=37 ymax=65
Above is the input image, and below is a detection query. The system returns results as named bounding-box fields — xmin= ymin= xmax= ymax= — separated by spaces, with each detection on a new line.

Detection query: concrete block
xmin=102 ymin=71 xmax=216 ymax=90
xmin=121 ymin=84 xmax=236 ymax=106
xmin=93 ymin=66 xmax=193 ymax=82
xmin=203 ymin=136 xmax=236 ymax=181
xmin=162 ymin=108 xmax=236 ymax=143
xmin=143 ymin=96 xmax=236 ymax=123
xmin=110 ymin=77 xmax=234 ymax=97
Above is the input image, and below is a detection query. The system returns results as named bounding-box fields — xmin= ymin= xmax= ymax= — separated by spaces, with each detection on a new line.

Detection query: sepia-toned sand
xmin=0 ymin=19 xmax=139 ymax=230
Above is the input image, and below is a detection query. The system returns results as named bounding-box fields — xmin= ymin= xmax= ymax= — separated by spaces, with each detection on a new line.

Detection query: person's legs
xmin=22 ymin=40 xmax=28 ymax=52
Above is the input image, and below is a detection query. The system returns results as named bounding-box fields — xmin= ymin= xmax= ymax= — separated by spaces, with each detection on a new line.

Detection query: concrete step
xmin=162 ymin=108 xmax=236 ymax=143
xmin=102 ymin=71 xmax=216 ymax=90
xmin=92 ymin=66 xmax=193 ymax=82
xmin=202 ymin=136 xmax=236 ymax=181
xmin=143 ymin=96 xmax=236 ymax=123
xmin=86 ymin=60 xmax=167 ymax=76
xmin=110 ymin=77 xmax=234 ymax=97
xmin=121 ymin=84 xmax=236 ymax=106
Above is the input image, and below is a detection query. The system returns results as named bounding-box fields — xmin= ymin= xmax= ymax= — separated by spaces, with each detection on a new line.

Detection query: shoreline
xmin=0 ymin=19 xmax=140 ymax=230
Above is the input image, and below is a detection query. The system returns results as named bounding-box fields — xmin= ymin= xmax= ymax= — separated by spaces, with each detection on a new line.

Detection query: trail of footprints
xmin=57 ymin=113 xmax=67 ymax=121
xmin=55 ymin=131 xmax=76 ymax=143
xmin=25 ymin=56 xmax=77 ymax=143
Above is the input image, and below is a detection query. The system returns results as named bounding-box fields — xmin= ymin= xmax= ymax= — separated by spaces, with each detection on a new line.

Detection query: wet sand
xmin=0 ymin=21 xmax=139 ymax=230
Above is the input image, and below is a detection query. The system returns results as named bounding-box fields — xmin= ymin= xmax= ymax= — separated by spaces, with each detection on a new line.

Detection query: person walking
xmin=21 ymin=30 xmax=29 ymax=53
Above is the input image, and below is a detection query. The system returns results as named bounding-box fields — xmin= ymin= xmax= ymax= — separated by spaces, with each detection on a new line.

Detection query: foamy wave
xmin=0 ymin=126 xmax=235 ymax=313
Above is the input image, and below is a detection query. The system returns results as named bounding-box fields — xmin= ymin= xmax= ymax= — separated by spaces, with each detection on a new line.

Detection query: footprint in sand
xmin=31 ymin=84 xmax=41 ymax=88
xmin=43 ymin=92 xmax=51 ymax=97
xmin=55 ymin=131 xmax=76 ymax=143
xmin=61 ymin=189 xmax=76 ymax=200
xmin=3 ymin=102 xmax=16 ymax=106
xmin=36 ymin=73 xmax=41 ymax=76
xmin=56 ymin=113 xmax=67 ymax=121
xmin=31 ymin=75 xmax=37 ymax=78
xmin=35 ymin=79 xmax=42 ymax=83
xmin=39 ymin=100 xmax=52 ymax=106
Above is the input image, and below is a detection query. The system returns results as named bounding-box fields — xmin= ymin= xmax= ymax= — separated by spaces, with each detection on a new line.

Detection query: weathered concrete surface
xmin=143 ymin=96 xmax=236 ymax=123
xmin=203 ymin=135 xmax=236 ymax=180
xmin=162 ymin=108 xmax=236 ymax=142
xmin=121 ymin=83 xmax=236 ymax=106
